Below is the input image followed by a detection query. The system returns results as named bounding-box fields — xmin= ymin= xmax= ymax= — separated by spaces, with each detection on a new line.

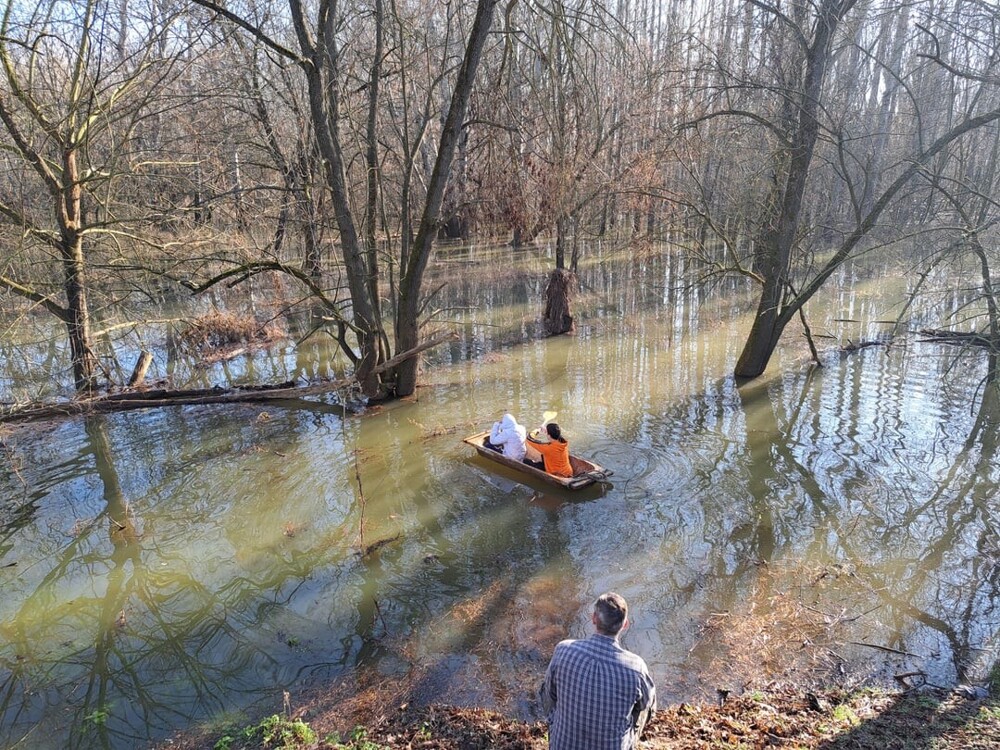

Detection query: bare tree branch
xmin=189 ymin=0 xmax=304 ymax=64
xmin=0 ymin=274 xmax=68 ymax=320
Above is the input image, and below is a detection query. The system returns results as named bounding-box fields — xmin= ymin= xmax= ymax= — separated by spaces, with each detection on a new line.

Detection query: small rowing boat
xmin=462 ymin=430 xmax=613 ymax=490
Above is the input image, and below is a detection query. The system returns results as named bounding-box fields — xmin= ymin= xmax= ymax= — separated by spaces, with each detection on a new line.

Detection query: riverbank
xmin=162 ymin=684 xmax=999 ymax=749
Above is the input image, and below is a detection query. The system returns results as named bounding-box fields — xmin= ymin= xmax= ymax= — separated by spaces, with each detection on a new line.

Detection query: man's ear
xmin=592 ymin=611 xmax=598 ymax=627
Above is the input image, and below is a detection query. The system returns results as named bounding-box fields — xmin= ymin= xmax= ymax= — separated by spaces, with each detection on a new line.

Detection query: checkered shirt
xmin=542 ymin=633 xmax=656 ymax=750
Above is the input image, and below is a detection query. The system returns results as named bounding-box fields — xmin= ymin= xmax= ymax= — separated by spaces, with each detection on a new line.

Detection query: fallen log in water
xmin=840 ymin=339 xmax=886 ymax=352
xmin=918 ymin=329 xmax=998 ymax=349
xmin=1 ymin=333 xmax=455 ymax=424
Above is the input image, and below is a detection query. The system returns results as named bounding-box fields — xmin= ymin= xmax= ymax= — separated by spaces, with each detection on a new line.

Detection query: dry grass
xmin=178 ymin=311 xmax=284 ymax=355
xmin=159 ymin=687 xmax=999 ymax=749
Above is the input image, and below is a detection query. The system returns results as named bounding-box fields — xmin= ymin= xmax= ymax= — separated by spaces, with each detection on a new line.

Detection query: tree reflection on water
xmin=1 ymin=261 xmax=999 ymax=748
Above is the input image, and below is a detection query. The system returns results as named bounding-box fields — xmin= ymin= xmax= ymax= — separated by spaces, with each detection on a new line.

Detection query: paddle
xmin=531 ymin=411 xmax=558 ymax=441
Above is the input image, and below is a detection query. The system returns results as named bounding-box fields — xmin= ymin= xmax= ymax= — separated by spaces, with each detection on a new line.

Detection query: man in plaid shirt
xmin=542 ymin=592 xmax=656 ymax=749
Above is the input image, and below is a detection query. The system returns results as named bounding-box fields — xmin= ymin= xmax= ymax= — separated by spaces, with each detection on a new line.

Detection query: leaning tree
xmin=677 ymin=0 xmax=1000 ymax=379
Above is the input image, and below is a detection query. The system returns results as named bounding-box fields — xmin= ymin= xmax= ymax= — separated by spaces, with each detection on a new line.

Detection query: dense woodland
xmin=1 ymin=0 xmax=999 ymax=402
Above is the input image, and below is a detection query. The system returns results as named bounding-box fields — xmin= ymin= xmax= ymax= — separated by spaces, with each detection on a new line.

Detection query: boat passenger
xmin=485 ymin=413 xmax=527 ymax=461
xmin=526 ymin=423 xmax=574 ymax=478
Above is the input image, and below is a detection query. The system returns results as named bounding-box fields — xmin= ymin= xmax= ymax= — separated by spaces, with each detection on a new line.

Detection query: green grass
xmin=328 ymin=725 xmax=391 ymax=749
xmin=832 ymin=703 xmax=860 ymax=727
xmin=215 ymin=713 xmax=318 ymax=749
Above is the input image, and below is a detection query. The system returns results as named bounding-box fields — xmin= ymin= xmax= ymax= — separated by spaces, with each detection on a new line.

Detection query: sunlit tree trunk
xmin=394 ymin=0 xmax=500 ymax=397
xmin=734 ymin=0 xmax=856 ymax=378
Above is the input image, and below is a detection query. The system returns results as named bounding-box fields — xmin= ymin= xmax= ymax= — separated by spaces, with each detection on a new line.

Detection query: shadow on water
xmin=3 ymin=248 xmax=1000 ymax=747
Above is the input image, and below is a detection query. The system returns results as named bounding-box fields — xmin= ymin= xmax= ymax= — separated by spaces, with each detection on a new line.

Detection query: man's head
xmin=592 ymin=592 xmax=628 ymax=636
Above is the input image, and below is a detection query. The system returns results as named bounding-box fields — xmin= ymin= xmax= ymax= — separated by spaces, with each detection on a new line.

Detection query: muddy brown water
xmin=1 ymin=246 xmax=998 ymax=749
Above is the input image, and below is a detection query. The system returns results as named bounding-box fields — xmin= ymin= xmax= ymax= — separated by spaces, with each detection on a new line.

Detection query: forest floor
xmin=163 ymin=684 xmax=1000 ymax=749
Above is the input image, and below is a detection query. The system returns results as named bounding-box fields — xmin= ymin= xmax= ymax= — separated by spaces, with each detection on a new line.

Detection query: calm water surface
xmin=1 ymin=247 xmax=998 ymax=748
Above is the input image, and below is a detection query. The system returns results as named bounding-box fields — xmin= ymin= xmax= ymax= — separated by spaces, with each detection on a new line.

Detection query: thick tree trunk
xmin=393 ymin=0 xmax=499 ymax=398
xmin=555 ymin=215 xmax=567 ymax=270
xmin=60 ymin=148 xmax=99 ymax=393
xmin=63 ymin=250 xmax=99 ymax=393
xmin=543 ymin=268 xmax=575 ymax=336
xmin=733 ymin=0 xmax=853 ymax=379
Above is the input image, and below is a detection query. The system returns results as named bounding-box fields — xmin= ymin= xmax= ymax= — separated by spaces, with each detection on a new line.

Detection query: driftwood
xmin=918 ymin=329 xmax=998 ymax=349
xmin=1 ymin=333 xmax=456 ymax=424
xmin=840 ymin=339 xmax=886 ymax=353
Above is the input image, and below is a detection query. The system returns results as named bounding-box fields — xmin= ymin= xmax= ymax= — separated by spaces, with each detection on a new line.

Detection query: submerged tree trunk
xmin=543 ymin=268 xmax=576 ymax=336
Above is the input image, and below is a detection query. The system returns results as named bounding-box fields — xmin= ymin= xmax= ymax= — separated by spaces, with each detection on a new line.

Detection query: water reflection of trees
xmin=0 ymin=412 xmax=361 ymax=749
xmin=3 ymin=250 xmax=1000 ymax=744
xmin=646 ymin=348 xmax=1000 ymax=690
xmin=0 ymin=404 xmax=569 ymax=748
xmin=331 ymin=431 xmax=579 ymax=713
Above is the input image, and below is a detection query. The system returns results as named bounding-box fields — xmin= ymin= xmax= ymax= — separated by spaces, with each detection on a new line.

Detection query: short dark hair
xmin=594 ymin=592 xmax=628 ymax=635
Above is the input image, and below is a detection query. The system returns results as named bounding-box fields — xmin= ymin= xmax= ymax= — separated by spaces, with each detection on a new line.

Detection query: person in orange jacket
xmin=526 ymin=423 xmax=574 ymax=478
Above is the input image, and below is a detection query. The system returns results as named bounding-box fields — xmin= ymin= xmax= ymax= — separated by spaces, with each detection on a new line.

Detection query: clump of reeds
xmin=179 ymin=310 xmax=282 ymax=352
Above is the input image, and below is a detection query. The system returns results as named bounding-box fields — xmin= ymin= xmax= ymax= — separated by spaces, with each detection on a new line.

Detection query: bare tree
xmin=675 ymin=0 xmax=1000 ymax=379
xmin=191 ymin=0 xmax=500 ymax=399
xmin=0 ymin=0 xmax=196 ymax=393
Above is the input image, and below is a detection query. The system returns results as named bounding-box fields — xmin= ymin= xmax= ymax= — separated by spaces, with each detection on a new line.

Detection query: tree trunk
xmin=734 ymin=0 xmax=854 ymax=379
xmin=555 ymin=215 xmax=567 ymax=270
xmin=61 ymin=148 xmax=99 ymax=393
xmin=364 ymin=0 xmax=384 ymax=322
xmin=543 ymin=268 xmax=575 ymax=336
xmin=63 ymin=245 xmax=99 ymax=393
xmin=737 ymin=104 xmax=1000 ymax=378
xmin=393 ymin=0 xmax=499 ymax=398
xmin=291 ymin=0 xmax=386 ymax=396
xmin=128 ymin=352 xmax=154 ymax=387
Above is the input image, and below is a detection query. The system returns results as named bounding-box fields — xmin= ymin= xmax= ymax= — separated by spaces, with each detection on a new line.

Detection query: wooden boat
xmin=462 ymin=430 xmax=613 ymax=490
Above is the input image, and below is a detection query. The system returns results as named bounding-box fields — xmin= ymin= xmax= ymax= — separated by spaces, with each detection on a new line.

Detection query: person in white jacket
xmin=486 ymin=413 xmax=527 ymax=461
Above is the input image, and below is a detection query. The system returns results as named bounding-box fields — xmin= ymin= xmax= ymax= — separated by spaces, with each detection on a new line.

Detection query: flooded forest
xmin=2 ymin=0 xmax=1000 ymax=748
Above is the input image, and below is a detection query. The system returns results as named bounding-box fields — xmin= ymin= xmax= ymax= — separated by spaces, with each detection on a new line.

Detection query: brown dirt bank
xmin=157 ymin=686 xmax=999 ymax=749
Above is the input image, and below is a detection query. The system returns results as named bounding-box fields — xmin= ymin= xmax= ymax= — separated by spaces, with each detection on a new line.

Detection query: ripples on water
xmin=1 ymin=248 xmax=999 ymax=748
